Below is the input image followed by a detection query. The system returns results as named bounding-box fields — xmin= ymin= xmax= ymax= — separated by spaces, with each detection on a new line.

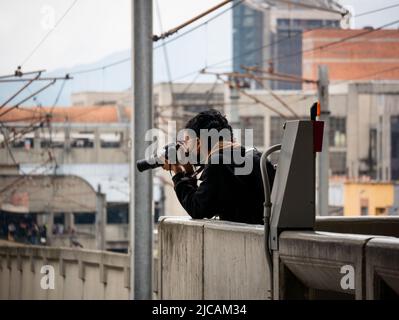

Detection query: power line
xmin=153 ymin=0 xmax=233 ymax=41
xmin=50 ymin=1 xmax=398 ymax=84
xmin=70 ymin=58 xmax=130 ymax=75
xmin=21 ymin=0 xmax=79 ymax=67
xmin=0 ymin=80 xmax=56 ymax=118
xmin=153 ymin=0 xmax=243 ymax=50
xmin=170 ymin=7 xmax=399 ymax=82
xmin=269 ymin=0 xmax=348 ymax=16
xmin=67 ymin=0 xmax=243 ymax=77
xmin=155 ymin=0 xmax=174 ymax=103
xmin=354 ymin=2 xmax=399 ymax=18
xmin=0 ymin=71 xmax=42 ymax=109
xmin=266 ymin=18 xmax=399 ymax=65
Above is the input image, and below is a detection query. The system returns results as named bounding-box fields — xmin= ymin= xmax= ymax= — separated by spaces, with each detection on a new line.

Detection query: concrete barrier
xmin=276 ymin=231 xmax=372 ymax=299
xmin=366 ymin=237 xmax=399 ymax=299
xmin=158 ymin=217 xmax=272 ymax=300
xmin=0 ymin=241 xmax=130 ymax=300
xmin=158 ymin=217 xmax=399 ymax=300
xmin=315 ymin=216 xmax=399 ymax=237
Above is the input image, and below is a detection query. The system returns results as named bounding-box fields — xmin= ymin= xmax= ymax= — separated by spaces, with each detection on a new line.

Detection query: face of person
xmin=179 ymin=130 xmax=204 ymax=163
xmin=181 ymin=130 xmax=199 ymax=153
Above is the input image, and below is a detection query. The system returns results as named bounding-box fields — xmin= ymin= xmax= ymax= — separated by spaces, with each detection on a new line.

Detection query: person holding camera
xmin=162 ymin=109 xmax=275 ymax=225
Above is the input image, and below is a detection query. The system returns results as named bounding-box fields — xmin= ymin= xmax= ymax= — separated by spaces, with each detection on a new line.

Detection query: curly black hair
xmin=184 ymin=109 xmax=233 ymax=151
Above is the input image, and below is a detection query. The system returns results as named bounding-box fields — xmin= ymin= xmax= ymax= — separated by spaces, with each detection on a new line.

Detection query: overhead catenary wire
xmin=0 ymin=80 xmax=57 ymax=118
xmin=52 ymin=2 xmax=398 ymax=83
xmin=268 ymin=0 xmax=348 ymax=16
xmin=205 ymin=71 xmax=288 ymax=119
xmin=152 ymin=0 xmax=233 ymax=41
xmin=170 ymin=13 xmax=399 ymax=83
xmin=20 ymin=0 xmax=79 ymax=67
xmin=0 ymin=71 xmax=42 ymax=109
xmin=264 ymin=18 xmax=399 ymax=66
xmin=354 ymin=2 xmax=399 ymax=18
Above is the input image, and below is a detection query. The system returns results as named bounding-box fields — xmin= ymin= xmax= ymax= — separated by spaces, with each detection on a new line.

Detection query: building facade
xmin=232 ymin=0 xmax=346 ymax=90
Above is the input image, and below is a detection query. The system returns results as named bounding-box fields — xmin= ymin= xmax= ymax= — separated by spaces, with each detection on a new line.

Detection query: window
xmin=375 ymin=207 xmax=387 ymax=216
xmin=107 ymin=204 xmax=129 ymax=224
xmin=330 ymin=151 xmax=346 ymax=175
xmin=53 ymin=213 xmax=65 ymax=224
xmin=330 ymin=117 xmax=346 ymax=147
xmin=0 ymin=133 xmax=5 ymax=148
xmin=100 ymin=132 xmax=122 ymax=148
xmin=391 ymin=116 xmax=399 ymax=180
xmin=74 ymin=213 xmax=95 ymax=224
xmin=12 ymin=137 xmax=34 ymax=149
xmin=239 ymin=116 xmax=264 ymax=147
xmin=40 ymin=132 xmax=65 ymax=149
xmin=361 ymin=206 xmax=368 ymax=216
xmin=71 ymin=132 xmax=94 ymax=148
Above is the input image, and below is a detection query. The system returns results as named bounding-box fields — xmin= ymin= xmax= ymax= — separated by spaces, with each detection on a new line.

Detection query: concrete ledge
xmin=366 ymin=237 xmax=399 ymax=299
xmin=276 ymin=231 xmax=374 ymax=299
xmin=0 ymin=242 xmax=129 ymax=300
xmin=158 ymin=217 xmax=399 ymax=300
xmin=158 ymin=217 xmax=204 ymax=299
xmin=203 ymin=221 xmax=269 ymax=300
xmin=315 ymin=216 xmax=399 ymax=237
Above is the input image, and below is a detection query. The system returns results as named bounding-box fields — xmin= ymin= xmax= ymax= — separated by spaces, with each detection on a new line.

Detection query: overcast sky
xmin=1 ymin=0 xmax=399 ymax=77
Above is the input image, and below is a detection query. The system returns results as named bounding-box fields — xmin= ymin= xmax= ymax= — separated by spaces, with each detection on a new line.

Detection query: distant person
xmin=8 ymin=222 xmax=16 ymax=241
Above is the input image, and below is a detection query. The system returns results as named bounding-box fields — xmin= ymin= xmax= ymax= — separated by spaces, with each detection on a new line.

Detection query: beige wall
xmin=0 ymin=241 xmax=130 ymax=300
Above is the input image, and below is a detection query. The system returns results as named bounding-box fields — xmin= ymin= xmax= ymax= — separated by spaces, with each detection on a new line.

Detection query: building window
xmin=71 ymin=132 xmax=94 ymax=148
xmin=330 ymin=151 xmax=346 ymax=175
xmin=375 ymin=207 xmax=387 ymax=216
xmin=239 ymin=116 xmax=264 ymax=147
xmin=361 ymin=206 xmax=368 ymax=216
xmin=391 ymin=116 xmax=399 ymax=180
xmin=107 ymin=203 xmax=129 ymax=224
xmin=53 ymin=213 xmax=65 ymax=225
xmin=40 ymin=132 xmax=65 ymax=149
xmin=100 ymin=132 xmax=122 ymax=148
xmin=12 ymin=137 xmax=34 ymax=149
xmin=74 ymin=213 xmax=95 ymax=224
xmin=329 ymin=117 xmax=346 ymax=147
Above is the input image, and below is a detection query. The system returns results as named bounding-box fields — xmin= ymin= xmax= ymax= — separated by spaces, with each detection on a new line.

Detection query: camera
xmin=136 ymin=142 xmax=181 ymax=172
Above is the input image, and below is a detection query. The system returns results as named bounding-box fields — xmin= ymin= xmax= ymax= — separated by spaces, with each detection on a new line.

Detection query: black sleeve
xmin=172 ymin=165 xmax=221 ymax=219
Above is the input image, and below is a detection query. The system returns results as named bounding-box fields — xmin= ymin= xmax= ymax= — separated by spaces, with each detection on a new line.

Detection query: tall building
xmin=232 ymin=0 xmax=347 ymax=89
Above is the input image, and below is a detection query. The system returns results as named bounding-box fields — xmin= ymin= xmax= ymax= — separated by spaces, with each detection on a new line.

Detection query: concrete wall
xmin=0 ymin=241 xmax=130 ymax=300
xmin=158 ymin=216 xmax=399 ymax=300
xmin=158 ymin=217 xmax=270 ymax=299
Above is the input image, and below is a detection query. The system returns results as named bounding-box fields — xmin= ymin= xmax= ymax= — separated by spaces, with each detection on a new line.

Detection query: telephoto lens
xmin=136 ymin=143 xmax=180 ymax=172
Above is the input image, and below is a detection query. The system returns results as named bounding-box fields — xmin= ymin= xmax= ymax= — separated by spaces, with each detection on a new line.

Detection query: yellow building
xmin=343 ymin=182 xmax=397 ymax=216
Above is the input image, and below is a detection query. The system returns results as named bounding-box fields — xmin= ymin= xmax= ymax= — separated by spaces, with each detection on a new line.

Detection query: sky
xmin=1 ymin=0 xmax=399 ymax=79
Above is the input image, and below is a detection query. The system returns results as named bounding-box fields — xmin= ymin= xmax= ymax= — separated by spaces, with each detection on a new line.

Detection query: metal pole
xmin=317 ymin=65 xmax=330 ymax=216
xmin=96 ymin=186 xmax=106 ymax=251
xmin=130 ymin=0 xmax=153 ymax=300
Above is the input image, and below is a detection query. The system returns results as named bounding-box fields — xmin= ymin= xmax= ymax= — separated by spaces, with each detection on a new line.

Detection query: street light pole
xmin=130 ymin=0 xmax=153 ymax=300
xmin=317 ymin=65 xmax=330 ymax=216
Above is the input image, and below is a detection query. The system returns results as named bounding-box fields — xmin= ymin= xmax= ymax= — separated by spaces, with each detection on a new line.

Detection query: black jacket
xmin=172 ymin=147 xmax=275 ymax=225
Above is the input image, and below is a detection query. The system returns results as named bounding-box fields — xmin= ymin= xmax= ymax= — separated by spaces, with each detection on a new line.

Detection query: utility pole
xmin=317 ymin=65 xmax=330 ymax=216
xmin=130 ymin=0 xmax=153 ymax=300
